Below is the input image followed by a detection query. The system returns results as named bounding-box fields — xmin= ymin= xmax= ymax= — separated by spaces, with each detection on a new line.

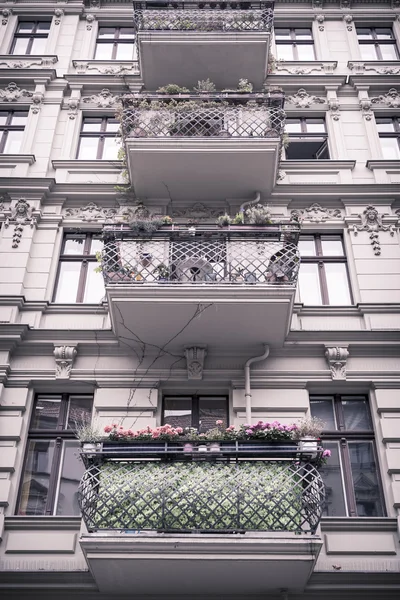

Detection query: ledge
xmin=72 ymin=59 xmax=139 ymax=76
xmin=321 ymin=517 xmax=398 ymax=533
xmin=276 ymin=60 xmax=337 ymax=75
xmin=0 ymin=55 xmax=58 ymax=69
xmin=367 ymin=160 xmax=400 ymax=170
xmin=0 ymin=154 xmax=35 ymax=165
xmin=5 ymin=516 xmax=82 ymax=531
xmin=52 ymin=160 xmax=123 ymax=170
xmin=281 ymin=160 xmax=355 ymax=170
xmin=348 ymin=60 xmax=400 ymax=75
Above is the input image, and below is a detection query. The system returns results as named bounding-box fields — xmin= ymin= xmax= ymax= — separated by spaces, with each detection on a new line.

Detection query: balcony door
xmin=162 ymin=396 xmax=228 ymax=432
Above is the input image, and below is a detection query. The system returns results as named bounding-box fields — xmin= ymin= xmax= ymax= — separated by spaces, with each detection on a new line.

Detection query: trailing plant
xmin=153 ymin=263 xmax=170 ymax=279
xmin=156 ymin=83 xmax=190 ymax=95
xmin=193 ymin=78 xmax=216 ymax=93
xmin=292 ymin=416 xmax=325 ymax=440
xmin=282 ymin=132 xmax=291 ymax=149
xmin=222 ymin=79 xmax=254 ymax=94
xmin=216 ymin=213 xmax=232 ymax=227
xmin=244 ymin=203 xmax=272 ymax=225
xmin=74 ymin=416 xmax=104 ymax=443
xmin=232 ymin=212 xmax=244 ymax=225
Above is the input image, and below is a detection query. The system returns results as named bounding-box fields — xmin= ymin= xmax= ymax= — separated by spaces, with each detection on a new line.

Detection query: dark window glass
xmin=54 ymin=233 xmax=105 ymax=304
xmin=18 ymin=394 xmax=93 ymax=516
xmin=285 ymin=118 xmax=329 ymax=160
xmin=311 ymin=395 xmax=385 ymax=517
xmin=298 ymin=235 xmax=352 ymax=305
xmin=0 ymin=111 xmax=28 ymax=154
xmin=11 ymin=21 xmax=50 ymax=55
xmin=77 ymin=117 xmax=119 ymax=160
xmin=163 ymin=396 xmax=228 ymax=431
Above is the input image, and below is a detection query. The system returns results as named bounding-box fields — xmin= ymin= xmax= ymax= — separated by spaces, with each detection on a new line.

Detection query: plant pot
xmin=183 ymin=442 xmax=193 ymax=453
xmin=81 ymin=443 xmax=101 ymax=457
xmin=198 ymin=444 xmax=208 ymax=453
xmin=298 ymin=437 xmax=319 ymax=457
xmin=208 ymin=442 xmax=221 ymax=452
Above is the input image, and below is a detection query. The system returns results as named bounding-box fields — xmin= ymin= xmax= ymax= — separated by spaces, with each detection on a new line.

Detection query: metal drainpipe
xmin=244 ymin=344 xmax=270 ymax=423
xmin=239 ymin=191 xmax=261 ymax=215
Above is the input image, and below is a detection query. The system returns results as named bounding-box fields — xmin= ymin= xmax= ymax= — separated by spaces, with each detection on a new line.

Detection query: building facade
xmin=0 ymin=0 xmax=400 ymax=598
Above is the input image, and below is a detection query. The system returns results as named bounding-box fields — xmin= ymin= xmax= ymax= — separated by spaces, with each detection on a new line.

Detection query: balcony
xmin=133 ymin=0 xmax=274 ymax=90
xmin=121 ymin=94 xmax=285 ymax=200
xmin=102 ymin=224 xmax=300 ymax=350
xmin=79 ymin=442 xmax=324 ymax=595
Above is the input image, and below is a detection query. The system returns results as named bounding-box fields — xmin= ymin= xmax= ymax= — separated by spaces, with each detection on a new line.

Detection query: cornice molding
xmin=320 ymin=517 xmax=398 ymax=533
xmin=5 ymin=516 xmax=82 ymax=531
xmin=0 ymin=154 xmax=35 ymax=165
xmin=367 ymin=160 xmax=400 ymax=170
xmin=281 ymin=160 xmax=356 ymax=170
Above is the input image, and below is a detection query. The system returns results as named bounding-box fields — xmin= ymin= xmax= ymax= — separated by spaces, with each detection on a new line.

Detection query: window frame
xmin=53 ymin=232 xmax=104 ymax=303
xmin=10 ymin=20 xmax=51 ymax=55
xmin=275 ymin=27 xmax=315 ymax=61
xmin=95 ymin=26 xmax=136 ymax=60
xmin=298 ymin=234 xmax=353 ymax=306
xmin=376 ymin=116 xmax=400 ymax=159
xmin=285 ymin=118 xmax=330 ymax=160
xmin=162 ymin=395 xmax=229 ymax=431
xmin=76 ymin=116 xmax=119 ymax=160
xmin=311 ymin=394 xmax=386 ymax=518
xmin=17 ymin=393 xmax=93 ymax=516
xmin=0 ymin=110 xmax=28 ymax=154
xmin=356 ymin=26 xmax=399 ymax=61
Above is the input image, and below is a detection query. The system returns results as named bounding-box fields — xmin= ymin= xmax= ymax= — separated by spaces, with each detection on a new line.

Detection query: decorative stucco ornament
xmin=86 ymin=14 xmax=95 ymax=31
xmin=82 ymin=88 xmax=121 ymax=108
xmin=185 ymin=346 xmax=207 ymax=380
xmin=343 ymin=14 xmax=353 ymax=31
xmin=315 ymin=15 xmax=325 ymax=31
xmin=54 ymin=9 xmax=64 ymax=25
xmin=311 ymin=0 xmax=324 ymax=8
xmin=371 ymin=89 xmax=400 ymax=109
xmin=286 ymin=89 xmax=325 ymax=108
xmin=325 ymin=347 xmax=349 ymax=381
xmin=340 ymin=1 xmax=352 ymax=10
xmin=2 ymin=9 xmax=12 ymax=26
xmin=173 ymin=203 xmax=225 ymax=220
xmin=328 ymin=98 xmax=341 ymax=120
xmin=64 ymin=202 xmax=119 ymax=222
xmin=4 ymin=199 xmax=37 ymax=248
xmin=0 ymin=82 xmax=33 ymax=102
xmin=351 ymin=205 xmax=395 ymax=256
xmin=67 ymin=97 xmax=80 ymax=120
xmin=31 ymin=91 xmax=44 ymax=114
xmin=54 ymin=346 xmax=78 ymax=379
xmin=290 ymin=204 xmax=342 ymax=223
xmin=359 ymin=98 xmax=373 ymax=121
xmin=0 ymin=192 xmax=11 ymax=212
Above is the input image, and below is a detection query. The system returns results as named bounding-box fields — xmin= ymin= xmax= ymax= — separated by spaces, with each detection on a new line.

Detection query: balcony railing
xmin=120 ymin=96 xmax=285 ymax=140
xmin=133 ymin=1 xmax=275 ymax=33
xmin=79 ymin=442 xmax=325 ymax=534
xmin=101 ymin=226 xmax=300 ymax=286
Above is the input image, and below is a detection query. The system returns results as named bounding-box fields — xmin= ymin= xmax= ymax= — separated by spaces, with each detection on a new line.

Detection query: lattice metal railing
xmin=101 ymin=230 xmax=300 ymax=285
xmin=133 ymin=1 xmax=275 ymax=33
xmin=79 ymin=459 xmax=324 ymax=533
xmin=120 ymin=101 xmax=285 ymax=139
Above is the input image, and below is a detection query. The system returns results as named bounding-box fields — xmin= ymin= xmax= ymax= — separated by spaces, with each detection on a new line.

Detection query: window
xmin=285 ymin=118 xmax=329 ymax=160
xmin=11 ymin=21 xmax=50 ymax=55
xmin=18 ymin=394 xmax=93 ymax=516
xmin=356 ymin=27 xmax=398 ymax=60
xmin=77 ymin=117 xmax=120 ymax=160
xmin=0 ymin=111 xmax=28 ymax=154
xmin=163 ymin=396 xmax=228 ymax=432
xmin=376 ymin=117 xmax=400 ymax=159
xmin=311 ymin=395 xmax=385 ymax=517
xmin=298 ymin=235 xmax=352 ymax=305
xmin=275 ymin=28 xmax=315 ymax=61
xmin=54 ymin=233 xmax=105 ymax=303
xmin=95 ymin=27 xmax=137 ymax=60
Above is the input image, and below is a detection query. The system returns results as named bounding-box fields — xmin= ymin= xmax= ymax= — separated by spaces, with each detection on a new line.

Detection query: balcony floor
xmin=81 ymin=531 xmax=322 ymax=595
xmin=107 ymin=284 xmax=296 ymax=350
xmin=137 ymin=31 xmax=270 ymax=90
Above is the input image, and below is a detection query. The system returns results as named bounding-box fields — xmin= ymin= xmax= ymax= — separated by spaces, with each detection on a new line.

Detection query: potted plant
xmin=75 ymin=419 xmax=104 ymax=456
xmin=153 ymin=263 xmax=170 ymax=282
xmin=292 ymin=416 xmax=325 ymax=456
xmin=193 ymin=78 xmax=216 ymax=94
xmin=216 ymin=213 xmax=232 ymax=227
xmin=245 ymin=204 xmax=272 ymax=225
xmin=156 ymin=84 xmax=190 ymax=95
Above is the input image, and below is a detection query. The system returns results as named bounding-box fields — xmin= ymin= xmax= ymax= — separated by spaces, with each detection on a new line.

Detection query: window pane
xmin=105 ymin=120 xmax=120 ymax=133
xmin=102 ymin=136 xmax=120 ymax=160
xmin=325 ymin=263 xmax=351 ymax=305
xmin=359 ymin=44 xmax=377 ymax=60
xmin=83 ymin=262 xmax=105 ymax=303
xmin=298 ymin=238 xmax=316 ymax=256
xmin=31 ymin=396 xmax=61 ymax=429
xmin=30 ymin=37 xmax=47 ymax=54
xmin=376 ymin=120 xmax=395 ymax=132
xmin=342 ymin=398 xmax=372 ymax=430
xmin=90 ymin=238 xmax=104 ymax=255
xmin=116 ymin=43 xmax=136 ymax=60
xmin=285 ymin=119 xmax=302 ymax=134
xmin=375 ymin=29 xmax=393 ymax=39
xmin=298 ymin=263 xmax=322 ymax=304
xmin=199 ymin=397 xmax=228 ymax=433
xmin=17 ymin=22 xmax=36 ymax=32
xmin=349 ymin=442 xmax=384 ymax=516
xmin=81 ymin=119 xmax=102 ymax=132
xmin=94 ymin=43 xmax=114 ymax=60
xmin=163 ymin=397 xmax=192 ymax=429
xmin=357 ymin=28 xmax=373 ymax=39
xmin=276 ymin=45 xmax=295 ymax=61
xmin=118 ymin=28 xmax=135 ymax=39
xmin=56 ymin=441 xmax=85 ymax=516
xmin=10 ymin=112 xmax=28 ymax=125
xmin=380 ymin=44 xmax=398 ymax=60
xmin=379 ymin=137 xmax=400 ymax=159
xmin=310 ymin=398 xmax=336 ymax=430
xmin=12 ymin=38 xmax=30 ymax=54
xmin=4 ymin=131 xmax=23 ymax=153
xmin=77 ymin=137 xmax=99 ymax=159
xmin=67 ymin=396 xmax=93 ymax=429
xmin=275 ymin=29 xmax=291 ymax=40
xmin=318 ymin=442 xmax=347 ymax=517
xmin=321 ymin=237 xmax=344 ymax=256
xmin=305 ymin=120 xmax=326 ymax=133
xmin=0 ymin=112 xmax=8 ymax=125
xmin=63 ymin=235 xmax=86 ymax=255
xmin=295 ymin=29 xmax=313 ymax=40
xmin=18 ymin=440 xmax=55 ymax=515
xmin=297 ymin=44 xmax=315 ymax=60
xmin=54 ymin=262 xmax=81 ymax=302
xmin=37 ymin=22 xmax=51 ymax=32
xmin=98 ymin=27 xmax=117 ymax=39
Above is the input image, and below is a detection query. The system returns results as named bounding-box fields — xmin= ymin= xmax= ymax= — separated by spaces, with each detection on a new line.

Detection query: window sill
xmin=0 ymin=55 xmax=58 ymax=70
xmin=321 ymin=517 xmax=397 ymax=533
xmin=5 ymin=516 xmax=82 ymax=531
xmin=0 ymin=154 xmax=35 ymax=165
xmin=52 ymin=160 xmax=123 ymax=169
xmin=72 ymin=59 xmax=139 ymax=76
xmin=281 ymin=160 xmax=355 ymax=170
xmin=367 ymin=159 xmax=400 ymax=170
xmin=275 ymin=60 xmax=337 ymax=75
xmin=348 ymin=60 xmax=400 ymax=75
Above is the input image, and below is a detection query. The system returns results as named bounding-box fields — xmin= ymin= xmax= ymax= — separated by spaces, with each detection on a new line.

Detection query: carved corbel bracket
xmin=350 ymin=205 xmax=396 ymax=256
xmin=185 ymin=345 xmax=207 ymax=380
xmin=325 ymin=346 xmax=349 ymax=380
xmin=4 ymin=198 xmax=38 ymax=248
xmin=54 ymin=345 xmax=78 ymax=379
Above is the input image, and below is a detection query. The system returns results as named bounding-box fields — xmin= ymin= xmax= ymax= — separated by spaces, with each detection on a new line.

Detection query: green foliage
xmin=216 ymin=214 xmax=232 ymax=227
xmin=245 ymin=204 xmax=272 ymax=225
xmin=193 ymin=78 xmax=216 ymax=93
xmin=93 ymin=462 xmax=302 ymax=531
xmin=232 ymin=212 xmax=244 ymax=225
xmin=156 ymin=84 xmax=190 ymax=95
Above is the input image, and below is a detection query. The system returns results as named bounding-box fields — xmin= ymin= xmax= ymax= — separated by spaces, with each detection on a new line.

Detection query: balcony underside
xmin=125 ymin=138 xmax=281 ymax=201
xmin=107 ymin=285 xmax=296 ymax=350
xmin=137 ymin=31 xmax=270 ymax=90
xmin=80 ymin=532 xmax=322 ymax=595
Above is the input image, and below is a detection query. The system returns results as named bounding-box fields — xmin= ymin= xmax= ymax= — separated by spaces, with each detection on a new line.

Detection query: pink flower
xmin=246 ymin=429 xmax=253 ymax=435
xmin=176 ymin=427 xmax=183 ymax=434
xmin=216 ymin=420 xmax=223 ymax=426
xmin=104 ymin=425 xmax=112 ymax=433
xmin=322 ymin=449 xmax=331 ymax=458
